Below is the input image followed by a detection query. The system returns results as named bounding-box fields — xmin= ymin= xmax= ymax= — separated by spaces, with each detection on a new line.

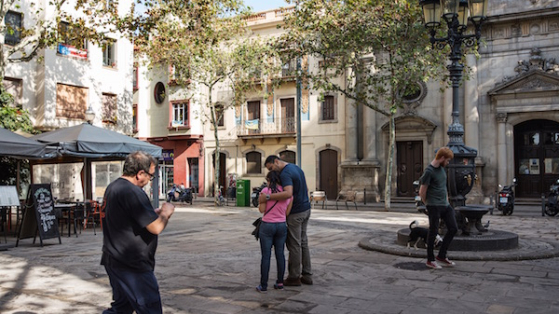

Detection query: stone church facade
xmin=337 ymin=0 xmax=559 ymax=203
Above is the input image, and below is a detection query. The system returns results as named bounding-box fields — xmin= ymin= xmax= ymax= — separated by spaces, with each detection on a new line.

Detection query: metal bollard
xmin=542 ymin=193 xmax=546 ymax=217
xmin=489 ymin=193 xmax=494 ymax=215
xmin=363 ymin=188 xmax=366 ymax=205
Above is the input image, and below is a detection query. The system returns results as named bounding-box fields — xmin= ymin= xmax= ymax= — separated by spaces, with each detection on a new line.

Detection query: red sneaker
xmin=436 ymin=256 xmax=456 ymax=267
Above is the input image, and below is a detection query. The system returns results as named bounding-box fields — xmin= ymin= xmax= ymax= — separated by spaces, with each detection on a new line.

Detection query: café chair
xmin=71 ymin=203 xmax=86 ymax=237
xmin=87 ymin=198 xmax=104 ymax=231
xmin=83 ymin=201 xmax=97 ymax=235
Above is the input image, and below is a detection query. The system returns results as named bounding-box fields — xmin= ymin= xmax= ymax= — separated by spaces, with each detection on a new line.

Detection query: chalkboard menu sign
xmin=16 ymin=184 xmax=61 ymax=247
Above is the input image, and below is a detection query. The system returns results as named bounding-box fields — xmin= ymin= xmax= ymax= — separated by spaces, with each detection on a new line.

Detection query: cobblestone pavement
xmin=1 ymin=202 xmax=558 ymax=314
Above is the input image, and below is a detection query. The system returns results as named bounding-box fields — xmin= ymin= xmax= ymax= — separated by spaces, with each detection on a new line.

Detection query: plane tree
xmin=279 ymin=0 xmax=448 ymax=209
xmin=131 ymin=0 xmax=281 ymax=204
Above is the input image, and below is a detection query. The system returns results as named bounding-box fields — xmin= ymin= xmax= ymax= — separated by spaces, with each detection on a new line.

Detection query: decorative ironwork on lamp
xmin=418 ymin=0 xmax=489 ymax=207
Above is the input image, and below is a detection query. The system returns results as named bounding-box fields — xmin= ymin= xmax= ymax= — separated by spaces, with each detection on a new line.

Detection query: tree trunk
xmin=384 ymin=113 xmax=395 ymax=211
xmin=0 ymin=43 xmax=5 ymax=82
xmin=208 ymin=86 xmax=222 ymax=205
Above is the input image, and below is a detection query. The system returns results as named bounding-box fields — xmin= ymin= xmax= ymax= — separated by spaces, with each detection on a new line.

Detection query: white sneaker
xmin=436 ymin=256 xmax=456 ymax=267
xmin=426 ymin=260 xmax=442 ymax=269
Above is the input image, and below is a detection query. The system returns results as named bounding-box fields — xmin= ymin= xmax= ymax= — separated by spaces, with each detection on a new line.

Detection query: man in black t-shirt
xmin=101 ymin=151 xmax=174 ymax=314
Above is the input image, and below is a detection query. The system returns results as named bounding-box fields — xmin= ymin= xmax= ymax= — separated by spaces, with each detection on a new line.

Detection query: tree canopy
xmin=279 ymin=0 xmax=448 ymax=208
xmin=131 ymin=0 xmax=281 ymax=203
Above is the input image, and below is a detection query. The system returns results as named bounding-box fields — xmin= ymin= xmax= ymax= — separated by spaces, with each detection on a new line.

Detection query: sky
xmin=243 ymin=0 xmax=291 ymax=12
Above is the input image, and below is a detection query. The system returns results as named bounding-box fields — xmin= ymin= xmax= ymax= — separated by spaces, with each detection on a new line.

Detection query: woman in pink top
xmin=256 ymin=171 xmax=292 ymax=292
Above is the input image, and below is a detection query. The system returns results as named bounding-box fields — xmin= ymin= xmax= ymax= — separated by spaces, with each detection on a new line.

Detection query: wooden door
xmin=396 ymin=141 xmax=423 ymax=197
xmin=515 ymin=120 xmax=559 ymax=198
xmin=280 ymin=98 xmax=295 ymax=133
xmin=247 ymin=101 xmax=260 ymax=134
xmin=319 ymin=149 xmax=338 ymax=200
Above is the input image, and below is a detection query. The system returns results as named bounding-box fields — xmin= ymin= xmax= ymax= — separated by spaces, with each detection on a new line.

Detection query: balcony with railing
xmin=237 ymin=117 xmax=296 ymax=138
xmin=281 ymin=59 xmax=297 ymax=80
xmin=243 ymin=6 xmax=296 ymax=26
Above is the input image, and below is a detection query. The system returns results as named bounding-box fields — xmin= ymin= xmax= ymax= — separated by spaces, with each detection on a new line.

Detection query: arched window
xmin=279 ymin=150 xmax=296 ymax=164
xmin=246 ymin=151 xmax=261 ymax=174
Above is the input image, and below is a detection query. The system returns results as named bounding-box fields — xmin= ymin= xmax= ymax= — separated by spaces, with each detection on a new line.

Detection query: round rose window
xmin=154 ymin=82 xmax=166 ymax=104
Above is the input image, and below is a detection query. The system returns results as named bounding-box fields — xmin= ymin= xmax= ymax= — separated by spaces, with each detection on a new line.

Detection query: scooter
xmin=497 ymin=178 xmax=516 ymax=216
xmin=251 ymin=182 xmax=267 ymax=207
xmin=167 ymin=185 xmax=193 ymax=204
xmin=544 ymin=179 xmax=559 ymax=217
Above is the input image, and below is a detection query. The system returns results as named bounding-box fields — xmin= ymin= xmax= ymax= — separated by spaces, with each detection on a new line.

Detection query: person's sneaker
xmin=300 ymin=276 xmax=313 ymax=285
xmin=256 ymin=285 xmax=267 ymax=293
xmin=273 ymin=283 xmax=284 ymax=290
xmin=426 ymin=260 xmax=442 ymax=269
xmin=283 ymin=277 xmax=302 ymax=286
xmin=436 ymin=256 xmax=456 ymax=267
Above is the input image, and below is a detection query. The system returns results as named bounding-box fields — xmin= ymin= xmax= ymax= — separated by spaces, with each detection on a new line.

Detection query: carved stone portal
xmin=504 ymin=47 xmax=559 ymax=86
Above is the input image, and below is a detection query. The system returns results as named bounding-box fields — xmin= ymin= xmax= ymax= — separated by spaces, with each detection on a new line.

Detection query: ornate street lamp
xmin=85 ymin=105 xmax=95 ymax=124
xmin=419 ymin=0 xmax=489 ymax=207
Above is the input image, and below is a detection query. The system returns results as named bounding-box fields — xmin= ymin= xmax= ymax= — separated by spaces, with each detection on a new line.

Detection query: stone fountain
xmin=396 ymin=146 xmax=519 ymax=251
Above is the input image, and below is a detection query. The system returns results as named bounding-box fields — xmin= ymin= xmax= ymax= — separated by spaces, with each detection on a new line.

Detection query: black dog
xmin=407 ymin=220 xmax=442 ymax=249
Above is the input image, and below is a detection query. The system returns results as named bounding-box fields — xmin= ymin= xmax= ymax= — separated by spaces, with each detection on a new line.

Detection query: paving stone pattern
xmin=0 ymin=203 xmax=558 ymax=314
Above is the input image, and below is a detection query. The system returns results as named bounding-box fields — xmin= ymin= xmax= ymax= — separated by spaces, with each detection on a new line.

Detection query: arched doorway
xmin=211 ymin=152 xmax=226 ymax=197
xmin=515 ymin=119 xmax=559 ymax=198
xmin=396 ymin=141 xmax=423 ymax=197
xmin=319 ymin=149 xmax=338 ymax=200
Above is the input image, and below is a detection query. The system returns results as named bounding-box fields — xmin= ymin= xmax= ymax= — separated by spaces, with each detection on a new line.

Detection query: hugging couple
xmin=255 ymin=155 xmax=313 ymax=292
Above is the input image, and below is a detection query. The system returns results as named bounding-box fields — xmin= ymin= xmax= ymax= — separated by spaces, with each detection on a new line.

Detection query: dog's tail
xmin=409 ymin=220 xmax=419 ymax=229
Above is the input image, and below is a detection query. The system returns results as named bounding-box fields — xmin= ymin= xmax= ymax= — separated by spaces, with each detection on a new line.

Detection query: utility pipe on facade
xmin=296 ymin=57 xmax=302 ymax=167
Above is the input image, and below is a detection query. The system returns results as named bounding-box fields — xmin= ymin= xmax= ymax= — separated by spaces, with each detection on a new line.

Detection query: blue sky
xmin=244 ymin=0 xmax=291 ymax=12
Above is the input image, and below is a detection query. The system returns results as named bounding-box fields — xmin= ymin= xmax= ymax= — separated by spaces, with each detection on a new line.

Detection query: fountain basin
xmin=456 ymin=205 xmax=490 ymax=220
xmin=397 ymin=229 xmax=518 ymax=251
xmin=456 ymin=204 xmax=492 ymax=235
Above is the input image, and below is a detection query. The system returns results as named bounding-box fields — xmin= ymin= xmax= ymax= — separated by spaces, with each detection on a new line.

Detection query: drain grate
xmin=393 ymin=261 xmax=427 ymax=271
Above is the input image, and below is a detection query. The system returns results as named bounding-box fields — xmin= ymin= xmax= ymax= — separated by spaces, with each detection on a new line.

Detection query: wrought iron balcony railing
xmin=236 ymin=117 xmax=296 ymax=137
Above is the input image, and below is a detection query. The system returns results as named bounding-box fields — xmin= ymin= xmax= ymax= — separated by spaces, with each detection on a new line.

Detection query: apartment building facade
xmin=199 ymin=7 xmax=353 ymax=200
xmin=4 ymin=0 xmax=136 ymax=201
xmin=133 ymin=63 xmax=205 ymax=199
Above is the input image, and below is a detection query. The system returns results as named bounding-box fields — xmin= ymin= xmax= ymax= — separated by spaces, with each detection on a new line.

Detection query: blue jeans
xmin=259 ymin=221 xmax=287 ymax=290
xmin=426 ymin=205 xmax=458 ymax=262
xmin=103 ymin=265 xmax=162 ymax=314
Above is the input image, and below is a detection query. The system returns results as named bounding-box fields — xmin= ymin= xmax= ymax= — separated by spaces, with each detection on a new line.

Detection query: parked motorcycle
xmin=497 ymin=178 xmax=516 ymax=216
xmin=251 ymin=182 xmax=267 ymax=207
xmin=167 ymin=185 xmax=193 ymax=204
xmin=544 ymin=179 xmax=559 ymax=217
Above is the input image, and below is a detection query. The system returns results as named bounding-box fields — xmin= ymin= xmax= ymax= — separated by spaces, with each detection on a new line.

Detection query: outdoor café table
xmin=54 ymin=203 xmax=78 ymax=237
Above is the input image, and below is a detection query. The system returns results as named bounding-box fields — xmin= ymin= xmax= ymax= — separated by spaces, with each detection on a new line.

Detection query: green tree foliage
xmin=0 ymin=86 xmax=34 ymax=189
xmin=279 ymin=0 xmax=448 ymax=209
xmin=131 ymin=0 xmax=281 ymax=204
xmin=0 ymin=86 xmax=34 ymax=133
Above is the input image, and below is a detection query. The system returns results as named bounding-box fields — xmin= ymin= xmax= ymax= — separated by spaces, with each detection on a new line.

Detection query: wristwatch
xmin=265 ymin=194 xmax=271 ymax=201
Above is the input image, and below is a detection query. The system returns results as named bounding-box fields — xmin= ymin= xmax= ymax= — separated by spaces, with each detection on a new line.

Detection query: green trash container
xmin=236 ymin=179 xmax=251 ymax=207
